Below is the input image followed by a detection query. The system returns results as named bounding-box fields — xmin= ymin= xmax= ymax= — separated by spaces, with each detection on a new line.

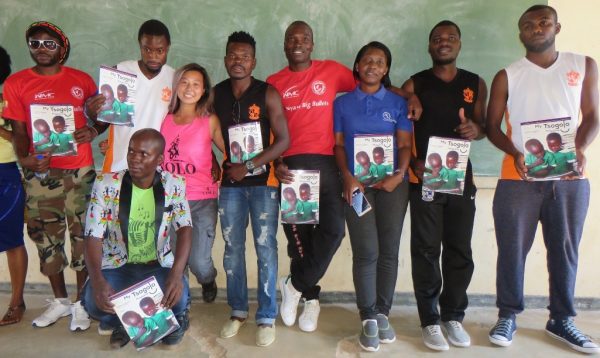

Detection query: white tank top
xmin=501 ymin=52 xmax=585 ymax=179
xmin=102 ymin=60 xmax=175 ymax=173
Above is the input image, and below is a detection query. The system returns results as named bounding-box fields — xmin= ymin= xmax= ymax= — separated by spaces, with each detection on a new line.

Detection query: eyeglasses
xmin=28 ymin=39 xmax=61 ymax=51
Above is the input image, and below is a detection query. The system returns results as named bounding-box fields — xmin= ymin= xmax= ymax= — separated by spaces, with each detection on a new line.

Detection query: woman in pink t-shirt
xmin=161 ymin=63 xmax=225 ymax=302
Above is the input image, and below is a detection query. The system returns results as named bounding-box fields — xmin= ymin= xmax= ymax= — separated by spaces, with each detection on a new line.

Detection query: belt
xmin=126 ymin=260 xmax=159 ymax=265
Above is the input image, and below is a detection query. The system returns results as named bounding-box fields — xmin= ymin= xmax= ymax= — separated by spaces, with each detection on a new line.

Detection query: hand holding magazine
xmin=110 ymin=276 xmax=180 ymax=350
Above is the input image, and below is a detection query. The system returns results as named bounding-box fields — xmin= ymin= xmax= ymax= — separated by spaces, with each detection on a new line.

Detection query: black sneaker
xmin=162 ymin=326 xmax=184 ymax=346
xmin=546 ymin=318 xmax=600 ymax=354
xmin=489 ymin=317 xmax=517 ymax=347
xmin=176 ymin=310 xmax=190 ymax=332
xmin=110 ymin=325 xmax=130 ymax=349
xmin=201 ymin=281 xmax=217 ymax=303
xmin=162 ymin=310 xmax=189 ymax=346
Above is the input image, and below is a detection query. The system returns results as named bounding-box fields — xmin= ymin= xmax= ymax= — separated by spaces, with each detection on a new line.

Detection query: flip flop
xmin=0 ymin=303 xmax=26 ymax=326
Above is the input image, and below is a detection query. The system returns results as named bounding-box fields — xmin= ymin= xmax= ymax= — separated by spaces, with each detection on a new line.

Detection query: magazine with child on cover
xmin=97 ymin=66 xmax=137 ymax=126
xmin=422 ymin=136 xmax=470 ymax=196
xmin=228 ymin=121 xmax=266 ymax=176
xmin=353 ymin=134 xmax=394 ymax=186
xmin=30 ymin=104 xmax=77 ymax=156
xmin=520 ymin=117 xmax=578 ymax=180
xmin=280 ymin=170 xmax=320 ymax=224
xmin=109 ymin=276 xmax=180 ymax=350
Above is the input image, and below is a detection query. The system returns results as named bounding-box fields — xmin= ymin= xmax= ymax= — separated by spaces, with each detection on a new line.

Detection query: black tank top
xmin=213 ymin=78 xmax=273 ymax=187
xmin=412 ymin=69 xmax=479 ymax=188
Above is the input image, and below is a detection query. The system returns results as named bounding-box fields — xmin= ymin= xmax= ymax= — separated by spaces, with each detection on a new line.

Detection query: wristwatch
xmin=245 ymin=160 xmax=255 ymax=174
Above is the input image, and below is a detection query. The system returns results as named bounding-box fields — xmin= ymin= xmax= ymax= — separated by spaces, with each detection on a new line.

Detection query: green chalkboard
xmin=0 ymin=0 xmax=544 ymax=176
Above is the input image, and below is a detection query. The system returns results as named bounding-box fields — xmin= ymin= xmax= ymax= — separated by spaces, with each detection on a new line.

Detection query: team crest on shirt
xmin=463 ymin=87 xmax=474 ymax=103
xmin=311 ymin=80 xmax=326 ymax=95
xmin=248 ymin=104 xmax=260 ymax=120
xmin=162 ymin=87 xmax=172 ymax=102
xmin=71 ymin=86 xmax=84 ymax=100
xmin=566 ymin=70 xmax=581 ymax=86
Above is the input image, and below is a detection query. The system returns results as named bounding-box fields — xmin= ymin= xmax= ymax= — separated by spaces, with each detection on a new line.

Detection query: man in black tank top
xmin=212 ymin=31 xmax=289 ymax=347
xmin=401 ymin=20 xmax=488 ymax=351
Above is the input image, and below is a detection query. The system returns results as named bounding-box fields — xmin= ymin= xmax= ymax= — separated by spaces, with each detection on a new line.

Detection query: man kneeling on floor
xmin=82 ymin=128 xmax=193 ymax=348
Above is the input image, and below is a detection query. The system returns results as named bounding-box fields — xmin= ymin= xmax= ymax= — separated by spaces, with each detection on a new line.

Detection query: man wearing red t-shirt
xmin=2 ymin=21 xmax=101 ymax=332
xmin=267 ymin=21 xmax=420 ymax=333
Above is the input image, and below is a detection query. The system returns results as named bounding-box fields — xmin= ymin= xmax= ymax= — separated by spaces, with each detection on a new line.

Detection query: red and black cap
xmin=26 ymin=21 xmax=70 ymax=64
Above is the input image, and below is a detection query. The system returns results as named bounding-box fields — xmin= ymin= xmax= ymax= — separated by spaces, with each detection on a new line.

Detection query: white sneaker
xmin=279 ymin=276 xmax=301 ymax=326
xmin=70 ymin=301 xmax=91 ymax=332
xmin=32 ymin=298 xmax=71 ymax=328
xmin=298 ymin=299 xmax=320 ymax=332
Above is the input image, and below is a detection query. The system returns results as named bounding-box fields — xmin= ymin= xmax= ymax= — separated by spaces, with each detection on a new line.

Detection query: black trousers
xmin=409 ymin=183 xmax=476 ymax=326
xmin=282 ymin=154 xmax=346 ymax=300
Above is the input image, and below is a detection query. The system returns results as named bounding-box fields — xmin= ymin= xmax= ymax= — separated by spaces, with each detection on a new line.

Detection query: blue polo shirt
xmin=334 ymin=85 xmax=412 ymax=175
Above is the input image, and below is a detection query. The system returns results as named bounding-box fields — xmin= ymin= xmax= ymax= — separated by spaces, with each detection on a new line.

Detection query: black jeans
xmin=409 ymin=183 xmax=476 ymax=326
xmin=282 ymin=154 xmax=346 ymax=300
xmin=346 ymin=183 xmax=409 ymax=320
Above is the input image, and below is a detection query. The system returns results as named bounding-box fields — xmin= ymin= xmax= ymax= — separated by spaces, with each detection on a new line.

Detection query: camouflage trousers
xmin=23 ymin=166 xmax=96 ymax=276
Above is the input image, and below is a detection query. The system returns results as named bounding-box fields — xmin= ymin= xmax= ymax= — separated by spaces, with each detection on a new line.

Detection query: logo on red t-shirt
xmin=34 ymin=90 xmax=55 ymax=100
xmin=283 ymin=85 xmax=300 ymax=99
xmin=311 ymin=80 xmax=326 ymax=95
xmin=71 ymin=86 xmax=84 ymax=100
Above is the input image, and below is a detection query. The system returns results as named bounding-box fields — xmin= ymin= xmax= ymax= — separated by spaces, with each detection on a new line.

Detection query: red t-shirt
xmin=267 ymin=60 xmax=355 ymax=156
xmin=2 ymin=66 xmax=97 ymax=169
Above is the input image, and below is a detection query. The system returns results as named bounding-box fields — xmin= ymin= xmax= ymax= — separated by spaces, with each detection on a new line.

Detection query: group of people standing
xmin=0 ymin=3 xmax=598 ymax=355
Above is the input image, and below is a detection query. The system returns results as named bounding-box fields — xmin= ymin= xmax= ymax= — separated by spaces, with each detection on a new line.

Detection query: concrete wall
xmin=1 ymin=0 xmax=598 ymax=304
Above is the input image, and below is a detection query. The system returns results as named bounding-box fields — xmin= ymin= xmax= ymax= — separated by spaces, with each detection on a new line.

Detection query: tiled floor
xmin=0 ymin=293 xmax=598 ymax=357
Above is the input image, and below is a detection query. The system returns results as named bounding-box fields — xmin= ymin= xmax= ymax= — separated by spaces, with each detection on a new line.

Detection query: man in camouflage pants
xmin=3 ymin=21 xmax=101 ymax=331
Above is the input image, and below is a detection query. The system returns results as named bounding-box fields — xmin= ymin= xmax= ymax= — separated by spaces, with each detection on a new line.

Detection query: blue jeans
xmin=82 ymin=263 xmax=189 ymax=328
xmin=493 ymin=179 xmax=590 ymax=320
xmin=219 ymin=186 xmax=279 ymax=325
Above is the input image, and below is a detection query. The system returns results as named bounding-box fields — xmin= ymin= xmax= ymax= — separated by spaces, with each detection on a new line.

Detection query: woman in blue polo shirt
xmin=333 ymin=41 xmax=412 ymax=352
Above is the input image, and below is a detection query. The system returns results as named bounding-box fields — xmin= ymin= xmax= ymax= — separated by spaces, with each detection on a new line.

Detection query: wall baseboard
xmin=3 ymin=283 xmax=598 ymax=310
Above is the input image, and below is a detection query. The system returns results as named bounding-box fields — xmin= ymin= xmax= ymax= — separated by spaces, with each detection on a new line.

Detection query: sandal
xmin=0 ymin=303 xmax=26 ymax=326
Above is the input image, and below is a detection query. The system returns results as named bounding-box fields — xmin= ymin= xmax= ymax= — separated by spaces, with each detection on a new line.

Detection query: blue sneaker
xmin=489 ymin=317 xmax=517 ymax=347
xmin=546 ymin=318 xmax=600 ymax=354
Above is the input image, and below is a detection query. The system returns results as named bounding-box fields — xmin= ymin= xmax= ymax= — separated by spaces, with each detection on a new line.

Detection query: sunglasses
xmin=28 ymin=39 xmax=61 ymax=51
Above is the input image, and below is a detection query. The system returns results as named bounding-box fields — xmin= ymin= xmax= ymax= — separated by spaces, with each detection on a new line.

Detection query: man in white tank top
xmin=486 ymin=5 xmax=599 ymax=354
xmin=86 ymin=19 xmax=175 ymax=173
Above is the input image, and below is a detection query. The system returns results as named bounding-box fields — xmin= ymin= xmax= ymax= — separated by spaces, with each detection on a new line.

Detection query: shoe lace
xmin=493 ymin=318 xmax=513 ymax=336
xmin=304 ymin=300 xmax=319 ymax=316
xmin=563 ymin=319 xmax=589 ymax=343
xmin=36 ymin=299 xmax=68 ymax=320
xmin=72 ymin=302 xmax=87 ymax=320
xmin=426 ymin=325 xmax=442 ymax=336
xmin=448 ymin=321 xmax=463 ymax=330
xmin=44 ymin=299 xmax=64 ymax=310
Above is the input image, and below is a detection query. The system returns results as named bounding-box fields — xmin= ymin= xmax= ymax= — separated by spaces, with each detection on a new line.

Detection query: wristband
xmin=89 ymin=125 xmax=99 ymax=138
